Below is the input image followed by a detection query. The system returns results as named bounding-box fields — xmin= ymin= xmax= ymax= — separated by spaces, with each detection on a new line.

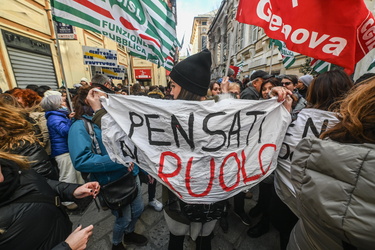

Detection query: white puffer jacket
xmin=288 ymin=137 xmax=375 ymax=250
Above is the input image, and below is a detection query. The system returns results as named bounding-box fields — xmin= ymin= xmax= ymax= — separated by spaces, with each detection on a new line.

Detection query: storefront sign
xmin=56 ymin=22 xmax=77 ymax=40
xmin=134 ymin=69 xmax=152 ymax=79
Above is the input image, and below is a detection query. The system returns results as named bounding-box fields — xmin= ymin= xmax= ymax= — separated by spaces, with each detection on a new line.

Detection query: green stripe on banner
xmin=149 ymin=16 xmax=176 ymax=44
xmin=52 ymin=1 xmax=101 ymax=26
xmin=144 ymin=0 xmax=176 ymax=27
xmin=145 ymin=24 xmax=173 ymax=52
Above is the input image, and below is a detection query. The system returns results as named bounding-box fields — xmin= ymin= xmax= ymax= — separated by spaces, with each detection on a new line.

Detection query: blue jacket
xmin=68 ymin=116 xmax=138 ymax=185
xmin=45 ymin=110 xmax=71 ymax=157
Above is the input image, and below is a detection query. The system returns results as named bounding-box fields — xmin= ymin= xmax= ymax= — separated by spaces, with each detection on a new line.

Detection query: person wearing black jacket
xmin=0 ymin=151 xmax=99 ymax=250
xmin=0 ymin=104 xmax=58 ymax=180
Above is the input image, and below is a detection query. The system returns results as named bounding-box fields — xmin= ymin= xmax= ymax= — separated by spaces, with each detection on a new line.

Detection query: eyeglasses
xmin=282 ymin=81 xmax=293 ymax=86
xmin=213 ymin=88 xmax=221 ymax=91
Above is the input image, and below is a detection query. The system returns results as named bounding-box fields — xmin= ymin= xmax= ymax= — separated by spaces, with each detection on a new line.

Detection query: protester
xmin=0 ymin=151 xmax=98 ymax=249
xmin=41 ymin=94 xmax=84 ymax=210
xmin=287 ymin=77 xmax=375 ymax=250
xmin=80 ymin=77 xmax=89 ymax=86
xmin=91 ymin=74 xmax=115 ymax=94
xmin=10 ymin=88 xmax=51 ymax=154
xmin=208 ymin=82 xmax=221 ymax=97
xmin=274 ymin=70 xmax=353 ymax=249
xmin=227 ymin=81 xmax=241 ymax=99
xmin=281 ymin=75 xmax=307 ymax=121
xmin=68 ymin=85 xmax=147 ymax=250
xmin=85 ymin=50 xmax=292 ymax=249
xmin=260 ymin=78 xmax=280 ymax=99
xmin=241 ymin=70 xmax=272 ymax=100
xmin=296 ymin=74 xmax=313 ymax=98
xmin=0 ymin=104 xmax=58 ymax=180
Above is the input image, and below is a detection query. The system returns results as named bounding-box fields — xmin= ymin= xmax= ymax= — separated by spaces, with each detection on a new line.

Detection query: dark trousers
xmin=168 ymin=233 xmax=211 ymax=250
xmin=270 ymin=188 xmax=298 ymax=250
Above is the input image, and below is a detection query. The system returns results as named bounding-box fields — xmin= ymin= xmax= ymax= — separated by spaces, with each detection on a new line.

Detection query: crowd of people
xmin=0 ymin=48 xmax=374 ymax=250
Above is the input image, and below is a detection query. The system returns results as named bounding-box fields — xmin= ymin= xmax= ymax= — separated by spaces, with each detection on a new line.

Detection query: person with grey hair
xmin=41 ymin=94 xmax=84 ymax=210
xmin=91 ymin=74 xmax=114 ymax=93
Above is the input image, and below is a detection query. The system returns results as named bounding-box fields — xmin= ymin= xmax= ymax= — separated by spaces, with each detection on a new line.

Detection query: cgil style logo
xmin=256 ymin=0 xmax=347 ymax=56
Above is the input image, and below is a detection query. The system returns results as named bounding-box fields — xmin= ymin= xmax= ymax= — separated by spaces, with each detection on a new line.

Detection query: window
xmin=202 ymin=28 xmax=207 ymax=33
xmin=202 ymin=36 xmax=207 ymax=50
xmin=202 ymin=21 xmax=207 ymax=25
xmin=251 ymin=25 xmax=258 ymax=44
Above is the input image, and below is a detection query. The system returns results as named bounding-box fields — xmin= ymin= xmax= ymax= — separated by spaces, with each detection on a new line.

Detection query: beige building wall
xmin=0 ymin=0 xmax=61 ymax=90
xmin=0 ymin=0 xmax=168 ymax=91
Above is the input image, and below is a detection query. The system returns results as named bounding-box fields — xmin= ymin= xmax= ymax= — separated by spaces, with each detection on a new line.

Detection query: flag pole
xmin=269 ymin=40 xmax=274 ymax=75
xmin=46 ymin=2 xmax=73 ymax=111
xmin=127 ymin=49 xmax=134 ymax=94
xmin=49 ymin=15 xmax=74 ymax=112
xmin=225 ymin=20 xmax=238 ymax=77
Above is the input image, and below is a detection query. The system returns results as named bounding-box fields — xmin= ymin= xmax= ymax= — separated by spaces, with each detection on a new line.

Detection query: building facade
xmin=0 ymin=0 xmax=173 ymax=92
xmin=207 ymin=0 xmax=375 ymax=82
xmin=190 ymin=11 xmax=216 ymax=55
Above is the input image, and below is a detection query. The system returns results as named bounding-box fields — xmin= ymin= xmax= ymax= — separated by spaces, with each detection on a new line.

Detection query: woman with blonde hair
xmin=287 ymin=78 xmax=375 ymax=249
xmin=0 ymin=104 xmax=58 ymax=180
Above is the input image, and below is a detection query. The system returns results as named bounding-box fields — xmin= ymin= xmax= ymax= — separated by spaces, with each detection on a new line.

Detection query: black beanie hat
xmin=169 ymin=49 xmax=212 ymax=96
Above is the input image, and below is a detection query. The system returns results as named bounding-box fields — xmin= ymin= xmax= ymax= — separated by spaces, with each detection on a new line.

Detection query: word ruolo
xmin=157 ymin=144 xmax=276 ymax=199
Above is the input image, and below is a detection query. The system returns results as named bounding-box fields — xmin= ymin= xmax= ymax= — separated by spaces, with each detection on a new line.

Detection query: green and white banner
xmin=310 ymin=58 xmax=331 ymax=73
xmin=270 ymin=39 xmax=295 ymax=69
xmin=51 ymin=0 xmax=179 ymax=71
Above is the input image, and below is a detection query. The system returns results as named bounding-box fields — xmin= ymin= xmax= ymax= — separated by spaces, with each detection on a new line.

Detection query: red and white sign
xmin=236 ymin=0 xmax=375 ymax=73
xmin=134 ymin=69 xmax=152 ymax=79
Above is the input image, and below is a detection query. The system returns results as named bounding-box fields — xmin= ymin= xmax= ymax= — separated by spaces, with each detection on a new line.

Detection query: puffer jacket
xmin=68 ymin=115 xmax=138 ymax=185
xmin=10 ymin=141 xmax=58 ymax=180
xmin=0 ymin=168 xmax=79 ymax=250
xmin=288 ymin=137 xmax=375 ymax=250
xmin=45 ymin=110 xmax=71 ymax=157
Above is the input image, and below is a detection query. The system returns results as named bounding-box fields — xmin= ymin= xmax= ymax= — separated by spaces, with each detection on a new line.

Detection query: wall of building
xmin=0 ymin=0 xmax=169 ymax=91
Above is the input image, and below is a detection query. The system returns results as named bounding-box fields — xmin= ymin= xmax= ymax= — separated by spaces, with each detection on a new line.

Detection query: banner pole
xmin=269 ymin=41 xmax=274 ymax=75
xmin=127 ymin=50 xmax=134 ymax=94
xmin=51 ymin=21 xmax=74 ymax=111
xmin=225 ymin=20 xmax=238 ymax=77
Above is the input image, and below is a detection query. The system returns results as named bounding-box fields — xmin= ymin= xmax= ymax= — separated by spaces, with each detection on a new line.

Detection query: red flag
xmin=229 ymin=65 xmax=240 ymax=78
xmin=236 ymin=0 xmax=375 ymax=74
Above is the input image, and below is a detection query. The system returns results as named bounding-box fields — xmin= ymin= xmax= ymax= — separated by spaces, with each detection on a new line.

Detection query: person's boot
xmin=112 ymin=242 xmax=126 ymax=250
xmin=123 ymin=232 xmax=148 ymax=246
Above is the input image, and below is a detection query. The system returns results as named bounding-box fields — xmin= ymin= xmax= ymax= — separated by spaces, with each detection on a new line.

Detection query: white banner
xmin=101 ymin=95 xmax=291 ymax=203
xmin=276 ymin=108 xmax=338 ymax=195
xmin=82 ymin=45 xmax=118 ymax=67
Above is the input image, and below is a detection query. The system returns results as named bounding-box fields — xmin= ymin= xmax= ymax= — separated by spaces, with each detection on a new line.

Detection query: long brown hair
xmin=72 ymin=85 xmax=94 ymax=119
xmin=321 ymin=80 xmax=375 ymax=143
xmin=0 ymin=151 xmax=29 ymax=170
xmin=306 ymin=70 xmax=353 ymax=111
xmin=177 ymin=88 xmax=203 ymax=101
xmin=0 ymin=105 xmax=36 ymax=151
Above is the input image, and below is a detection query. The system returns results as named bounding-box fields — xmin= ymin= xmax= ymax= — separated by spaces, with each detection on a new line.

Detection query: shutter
xmin=7 ymin=47 xmax=58 ymax=89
